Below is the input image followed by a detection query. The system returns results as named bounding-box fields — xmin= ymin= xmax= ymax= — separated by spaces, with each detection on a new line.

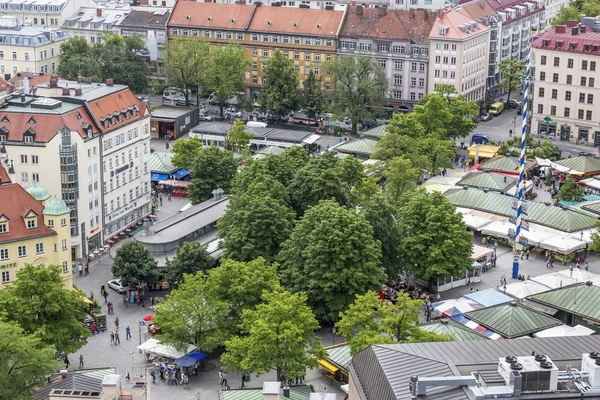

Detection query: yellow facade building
xmin=0 ymin=180 xmax=72 ymax=289
xmin=168 ymin=2 xmax=345 ymax=96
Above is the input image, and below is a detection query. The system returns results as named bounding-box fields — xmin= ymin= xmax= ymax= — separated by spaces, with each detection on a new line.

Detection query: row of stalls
xmin=150 ymin=151 xmax=191 ymax=198
xmin=137 ymin=338 xmax=207 ymax=382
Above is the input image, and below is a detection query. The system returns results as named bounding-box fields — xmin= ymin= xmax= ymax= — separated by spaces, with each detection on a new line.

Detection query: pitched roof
xmin=460 ymin=0 xmax=544 ymax=24
xmin=463 ymin=302 xmax=562 ymax=338
xmin=219 ymin=384 xmax=313 ymax=400
xmin=248 ymin=6 xmax=344 ymax=37
xmin=35 ymin=368 xmax=117 ymax=400
xmin=257 ymin=146 xmax=285 ymax=156
xmin=86 ymin=87 xmax=147 ymax=134
xmin=420 ymin=319 xmax=489 ymax=341
xmin=169 ymin=2 xmax=255 ymax=30
xmin=527 ymin=282 xmax=600 ymax=324
xmin=456 ymin=171 xmax=516 ymax=192
xmin=429 ymin=8 xmax=489 ymax=41
xmin=478 ymin=156 xmax=536 ymax=174
xmin=9 ymin=72 xmax=53 ymax=91
xmin=0 ymin=161 xmax=11 ymax=184
xmin=340 ymin=7 xmax=435 ymax=42
xmin=335 ymin=137 xmax=378 ymax=156
xmin=555 ymin=156 xmax=600 ymax=175
xmin=361 ymin=124 xmax=387 ymax=139
xmin=457 ymin=0 xmax=498 ymax=21
xmin=149 ymin=151 xmax=177 ymax=174
xmin=324 ymin=343 xmax=353 ymax=371
xmin=120 ymin=9 xmax=170 ymax=28
xmin=0 ymin=183 xmax=57 ymax=243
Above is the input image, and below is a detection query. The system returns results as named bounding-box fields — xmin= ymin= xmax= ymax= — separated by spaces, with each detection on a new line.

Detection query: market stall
xmin=531 ymin=272 xmax=578 ymax=289
xmin=158 ymin=180 xmax=191 ymax=198
xmin=502 ymin=280 xmax=551 ymax=299
xmin=539 ymin=235 xmax=586 ymax=254
xmin=533 ymin=324 xmax=595 ymax=338
xmin=137 ymin=338 xmax=195 ymax=360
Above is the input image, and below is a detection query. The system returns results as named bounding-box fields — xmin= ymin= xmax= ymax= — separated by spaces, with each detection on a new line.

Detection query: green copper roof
xmin=527 ymin=282 xmax=600 ymax=324
xmin=456 ymin=171 xmax=517 ymax=193
xmin=43 ymin=195 xmax=70 ymax=216
xmin=479 ymin=156 xmax=536 ymax=174
xmin=464 ymin=302 xmax=562 ymax=338
xmin=335 ymin=138 xmax=378 ymax=156
xmin=324 ymin=343 xmax=352 ymax=371
xmin=26 ymin=180 xmax=50 ymax=201
xmin=555 ymin=156 xmax=600 ymax=174
xmin=219 ymin=385 xmax=312 ymax=400
xmin=362 ymin=124 xmax=387 ymax=139
xmin=150 ymin=151 xmax=177 ymax=174
xmin=420 ymin=319 xmax=489 ymax=341
xmin=257 ymin=146 xmax=285 ymax=156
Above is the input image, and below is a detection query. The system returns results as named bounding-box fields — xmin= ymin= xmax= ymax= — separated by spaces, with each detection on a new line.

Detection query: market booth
xmin=158 ymin=180 xmax=191 ymax=197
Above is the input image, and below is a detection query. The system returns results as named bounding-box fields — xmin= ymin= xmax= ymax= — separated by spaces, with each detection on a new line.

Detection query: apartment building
xmin=0 ymin=0 xmax=94 ymax=29
xmin=231 ymin=0 xmax=448 ymax=11
xmin=428 ymin=8 xmax=490 ymax=102
xmin=338 ymin=6 xmax=435 ymax=112
xmin=0 ymin=180 xmax=72 ymax=289
xmin=544 ymin=0 xmax=571 ymax=28
xmin=1 ymin=77 xmax=151 ymax=259
xmin=168 ymin=2 xmax=345 ymax=96
xmin=532 ymin=19 xmax=600 ymax=146
xmin=62 ymin=5 xmax=131 ymax=45
xmin=0 ymin=16 xmax=67 ymax=77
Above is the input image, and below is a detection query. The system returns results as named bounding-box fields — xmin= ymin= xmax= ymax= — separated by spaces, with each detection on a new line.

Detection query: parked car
xmin=108 ymin=279 xmax=131 ymax=293
xmin=198 ymin=113 xmax=212 ymax=122
xmin=480 ymin=113 xmax=493 ymax=122
xmin=225 ymin=108 xmax=242 ymax=118
xmin=505 ymin=99 xmax=522 ymax=109
xmin=471 ymin=133 xmax=491 ymax=144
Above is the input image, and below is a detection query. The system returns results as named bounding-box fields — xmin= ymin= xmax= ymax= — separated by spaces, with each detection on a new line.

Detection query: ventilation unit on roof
xmin=582 ymin=353 xmax=600 ymax=388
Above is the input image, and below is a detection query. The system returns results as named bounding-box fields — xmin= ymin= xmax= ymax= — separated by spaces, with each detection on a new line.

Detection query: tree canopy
xmin=221 ymin=290 xmax=324 ymax=381
xmin=165 ymin=241 xmax=214 ymax=287
xmin=551 ymin=0 xmax=600 ymax=26
xmin=226 ymin=118 xmax=254 ymax=153
xmin=163 ymin=38 xmax=209 ymax=105
xmin=171 ymin=137 xmax=203 ymax=170
xmin=205 ymin=44 xmax=250 ymax=117
xmin=112 ymin=241 xmax=158 ymax=287
xmin=188 ymin=145 xmax=238 ymax=204
xmin=302 ymin=70 xmax=326 ymax=120
xmin=557 ymin=175 xmax=584 ymax=202
xmin=279 ymin=200 xmax=385 ymax=321
xmin=259 ymin=49 xmax=300 ymax=120
xmin=0 ymin=264 xmax=89 ymax=357
xmin=498 ymin=60 xmax=525 ymax=104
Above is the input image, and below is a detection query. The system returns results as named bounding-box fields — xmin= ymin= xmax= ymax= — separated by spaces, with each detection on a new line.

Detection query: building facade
xmin=428 ymin=8 xmax=490 ymax=102
xmin=338 ymin=6 xmax=435 ymax=112
xmin=228 ymin=0 xmax=448 ymax=11
xmin=0 ymin=16 xmax=67 ymax=77
xmin=62 ymin=5 xmax=131 ymax=45
xmin=168 ymin=2 xmax=344 ymax=96
xmin=531 ymin=20 xmax=600 ymax=146
xmin=0 ymin=0 xmax=95 ymax=29
xmin=0 ymin=181 xmax=72 ymax=289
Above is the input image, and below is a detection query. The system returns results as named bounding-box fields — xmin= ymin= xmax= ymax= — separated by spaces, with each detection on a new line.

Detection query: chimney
xmin=581 ymin=25 xmax=587 ymax=33
xmin=378 ymin=6 xmax=386 ymax=16
xmin=566 ymin=19 xmax=577 ymax=27
xmin=20 ymin=93 xmax=25 ymax=102
xmin=49 ymin=75 xmax=58 ymax=88
xmin=75 ymin=87 xmax=82 ymax=96
xmin=61 ymin=88 xmax=70 ymax=95
xmin=96 ymin=8 xmax=102 ymax=17
xmin=106 ymin=79 xmax=114 ymax=86
xmin=148 ymin=12 xmax=153 ymax=22
xmin=572 ymin=26 xmax=579 ymax=35
xmin=356 ymin=4 xmax=362 ymax=15
xmin=409 ymin=8 xmax=415 ymax=18
xmin=555 ymin=25 xmax=566 ymax=33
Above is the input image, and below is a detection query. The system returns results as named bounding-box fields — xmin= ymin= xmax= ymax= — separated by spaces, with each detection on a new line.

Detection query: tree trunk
xmin=506 ymin=88 xmax=512 ymax=104
xmin=352 ymin=118 xmax=358 ymax=136
xmin=220 ymin=104 xmax=224 ymax=119
xmin=276 ymin=366 xmax=281 ymax=382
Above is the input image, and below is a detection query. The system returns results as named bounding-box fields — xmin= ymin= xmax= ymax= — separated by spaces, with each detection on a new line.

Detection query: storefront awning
xmin=151 ymin=173 xmax=169 ymax=181
xmin=173 ymin=169 xmax=190 ymax=180
xmin=317 ymin=359 xmax=339 ymax=375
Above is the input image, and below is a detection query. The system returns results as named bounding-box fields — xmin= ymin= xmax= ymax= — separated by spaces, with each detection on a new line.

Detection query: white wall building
xmin=0 ymin=0 xmax=95 ymax=29
xmin=62 ymin=4 xmax=131 ymax=45
xmin=231 ymin=0 xmax=449 ymax=11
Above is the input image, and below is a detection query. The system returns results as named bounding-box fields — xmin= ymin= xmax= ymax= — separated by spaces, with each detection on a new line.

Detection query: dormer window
xmin=555 ymin=41 xmax=562 ymax=49
xmin=103 ymin=120 xmax=109 ymax=129
xmin=27 ymin=117 xmax=35 ymax=124
xmin=0 ymin=135 xmax=5 ymax=143
xmin=111 ymin=117 xmax=116 ymax=125
xmin=24 ymin=136 xmax=33 ymax=143
xmin=125 ymin=111 xmax=130 ymax=119
xmin=1 ymin=116 xmax=9 ymax=123
xmin=132 ymin=109 xmax=137 ymax=117
xmin=0 ymin=215 xmax=8 ymax=233
xmin=26 ymin=218 xmax=36 ymax=229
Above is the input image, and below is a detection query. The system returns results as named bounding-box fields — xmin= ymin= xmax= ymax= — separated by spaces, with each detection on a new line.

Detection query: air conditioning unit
xmin=582 ymin=352 xmax=600 ymax=388
xmin=498 ymin=355 xmax=557 ymax=393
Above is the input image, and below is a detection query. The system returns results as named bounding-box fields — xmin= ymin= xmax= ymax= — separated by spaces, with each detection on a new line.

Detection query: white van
xmin=247 ymin=121 xmax=268 ymax=128
xmin=290 ymin=112 xmax=321 ymax=126
xmin=163 ymin=88 xmax=186 ymax=102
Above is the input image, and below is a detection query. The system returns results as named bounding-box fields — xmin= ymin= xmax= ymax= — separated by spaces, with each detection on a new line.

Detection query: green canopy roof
xmin=581 ymin=201 xmax=600 ymax=216
xmin=445 ymin=188 xmax=598 ymax=232
xmin=150 ymin=151 xmax=177 ymax=174
xmin=479 ymin=156 xmax=536 ymax=174
xmin=219 ymin=385 xmax=312 ymax=400
xmin=43 ymin=195 xmax=70 ymax=216
xmin=420 ymin=319 xmax=489 ymax=341
xmin=335 ymin=138 xmax=378 ymax=157
xmin=26 ymin=181 xmax=50 ymax=201
xmin=324 ymin=343 xmax=352 ymax=371
xmin=527 ymin=282 xmax=600 ymax=324
xmin=257 ymin=146 xmax=285 ymax=156
xmin=555 ymin=156 xmax=600 ymax=174
xmin=362 ymin=125 xmax=387 ymax=139
xmin=456 ymin=171 xmax=517 ymax=193
xmin=464 ymin=302 xmax=562 ymax=338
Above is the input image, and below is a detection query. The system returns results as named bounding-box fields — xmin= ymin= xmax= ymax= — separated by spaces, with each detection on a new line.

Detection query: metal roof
xmin=556 ymin=156 xmax=600 ymax=174
xmin=335 ymin=138 xmax=378 ymax=156
xmin=456 ymin=171 xmax=516 ymax=192
xmin=361 ymin=124 xmax=387 ymax=139
xmin=463 ymin=302 xmax=562 ymax=338
xmin=419 ymin=319 xmax=489 ymax=341
xmin=257 ymin=146 xmax=285 ymax=156
xmin=35 ymin=368 xmax=117 ymax=400
xmin=149 ymin=151 xmax=177 ymax=174
xmin=324 ymin=343 xmax=353 ymax=370
xmin=150 ymin=105 xmax=195 ymax=119
xmin=445 ymin=188 xmax=598 ymax=232
xmin=478 ymin=156 xmax=536 ymax=173
xmin=219 ymin=385 xmax=312 ymax=400
xmin=351 ymin=336 xmax=600 ymax=400
xmin=581 ymin=201 xmax=600 ymax=216
xmin=527 ymin=282 xmax=600 ymax=324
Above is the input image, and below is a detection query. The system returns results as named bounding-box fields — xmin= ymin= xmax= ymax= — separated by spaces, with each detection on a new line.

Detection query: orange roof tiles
xmin=532 ymin=24 xmax=600 ymax=55
xmin=0 ymin=162 xmax=11 ymax=184
xmin=169 ymin=2 xmax=254 ymax=30
xmin=429 ymin=8 xmax=490 ymax=40
xmin=87 ymin=88 xmax=148 ymax=134
xmin=458 ymin=0 xmax=497 ymax=20
xmin=9 ymin=72 xmax=53 ymax=92
xmin=249 ymin=6 xmax=344 ymax=37
xmin=340 ymin=7 xmax=435 ymax=42
xmin=0 ymin=183 xmax=56 ymax=244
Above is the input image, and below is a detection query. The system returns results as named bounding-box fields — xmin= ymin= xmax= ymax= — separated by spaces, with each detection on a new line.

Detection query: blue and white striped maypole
xmin=512 ymin=46 xmax=531 ymax=279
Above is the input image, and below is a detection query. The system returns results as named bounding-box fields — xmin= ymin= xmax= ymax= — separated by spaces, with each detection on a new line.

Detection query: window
xmin=315 ymin=54 xmax=321 ymax=61
xmin=0 ymin=223 xmax=5 ymax=233
xmin=587 ymin=110 xmax=593 ymax=120
xmin=48 ymin=219 xmax=53 ymax=228
xmin=378 ymin=43 xmax=389 ymax=52
xmin=378 ymin=59 xmax=386 ymax=68
xmin=564 ymin=107 xmax=570 ymax=117
xmin=579 ymin=109 xmax=584 ymax=119
xmin=540 ymin=55 xmax=546 ymax=65
xmin=579 ymin=93 xmax=586 ymax=103
xmin=550 ymin=105 xmax=556 ymax=116
xmin=252 ymin=48 xmax=257 ymax=56
xmin=582 ymin=77 xmax=587 ymax=86
xmin=538 ymin=104 xmax=543 ymax=113
xmin=304 ymin=67 xmax=310 ymax=75
xmin=567 ymin=75 xmax=572 ymax=84
xmin=263 ymin=49 xmax=268 ymax=57
xmin=394 ymin=61 xmax=402 ymax=70
xmin=394 ymin=75 xmax=402 ymax=85
xmin=568 ymin=58 xmax=573 ymax=68
xmin=252 ymin=62 xmax=257 ymax=71
xmin=434 ymin=70 xmax=440 ymax=78
xmin=565 ymin=91 xmax=571 ymax=101
xmin=419 ymin=78 xmax=424 ymax=87
xmin=410 ymin=77 xmax=416 ymax=87
xmin=590 ymin=78 xmax=595 ymax=88
xmin=419 ymin=63 xmax=425 ymax=73
xmin=35 ymin=243 xmax=44 ymax=254
xmin=63 ymin=262 xmax=69 ymax=274
xmin=591 ymin=61 xmax=596 ymax=71
xmin=450 ymin=57 xmax=456 ymax=65
xmin=551 ymin=89 xmax=557 ymax=99
xmin=582 ymin=60 xmax=588 ymax=70
xmin=411 ymin=62 xmax=417 ymax=72
xmin=553 ymin=73 xmax=559 ymax=83
xmin=539 ymin=72 xmax=545 ymax=81
xmin=20 ymin=155 xmax=27 ymax=164
xmin=18 ymin=245 xmax=26 ymax=257
xmin=294 ymin=52 xmax=299 ymax=60
xmin=393 ymin=90 xmax=402 ymax=99
xmin=27 ymin=219 xmax=36 ymax=229
xmin=588 ymin=94 xmax=594 ymax=104
xmin=410 ymin=92 xmax=416 ymax=101
xmin=1 ymin=271 xmax=9 ymax=284
xmin=553 ymin=57 xmax=559 ymax=67
xmin=61 ymin=218 xmax=66 ymax=227
xmin=61 ymin=239 xmax=67 ymax=250
xmin=538 ymin=87 xmax=545 ymax=97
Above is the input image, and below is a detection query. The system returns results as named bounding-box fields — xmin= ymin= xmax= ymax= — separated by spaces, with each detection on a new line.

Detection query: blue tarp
xmin=174 ymin=351 xmax=207 ymax=367
xmin=151 ymin=173 xmax=169 ymax=181
xmin=187 ymin=350 xmax=207 ymax=363
xmin=463 ymin=288 xmax=513 ymax=307
xmin=173 ymin=169 xmax=190 ymax=180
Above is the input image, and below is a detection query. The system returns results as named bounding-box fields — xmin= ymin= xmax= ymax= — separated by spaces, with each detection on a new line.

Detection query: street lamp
xmin=331 ymin=327 xmax=337 ymax=346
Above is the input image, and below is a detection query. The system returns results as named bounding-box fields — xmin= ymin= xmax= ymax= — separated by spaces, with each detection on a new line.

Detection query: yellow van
xmin=488 ymin=102 xmax=504 ymax=116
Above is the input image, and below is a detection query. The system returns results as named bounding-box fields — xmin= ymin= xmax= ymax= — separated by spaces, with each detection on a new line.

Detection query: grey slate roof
xmin=456 ymin=171 xmax=516 ymax=192
xmin=351 ymin=336 xmax=600 ymax=400
xmin=120 ymin=9 xmax=170 ymax=29
xmin=361 ymin=124 xmax=387 ymax=139
xmin=149 ymin=151 xmax=177 ymax=174
xmin=0 ymin=26 xmax=68 ymax=47
xmin=35 ymin=368 xmax=116 ymax=400
xmin=150 ymin=105 xmax=195 ymax=119
xmin=334 ymin=138 xmax=378 ymax=156
xmin=527 ymin=282 xmax=600 ymax=324
xmin=219 ymin=385 xmax=312 ymax=400
xmin=419 ymin=319 xmax=489 ymax=341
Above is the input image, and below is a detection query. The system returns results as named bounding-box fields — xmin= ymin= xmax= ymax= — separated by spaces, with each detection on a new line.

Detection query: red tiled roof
xmin=458 ymin=0 xmax=497 ymax=20
xmin=0 ymin=183 xmax=56 ymax=244
xmin=430 ymin=8 xmax=490 ymax=40
xmin=87 ymin=88 xmax=148 ymax=134
xmin=0 ymin=162 xmax=11 ymax=184
xmin=169 ymin=2 xmax=254 ymax=30
xmin=531 ymin=24 xmax=600 ymax=55
xmin=0 ymin=108 xmax=97 ymax=143
xmin=340 ymin=7 xmax=435 ymax=42
xmin=9 ymin=73 xmax=53 ymax=92
xmin=249 ymin=6 xmax=345 ymax=37
xmin=459 ymin=0 xmax=544 ymax=24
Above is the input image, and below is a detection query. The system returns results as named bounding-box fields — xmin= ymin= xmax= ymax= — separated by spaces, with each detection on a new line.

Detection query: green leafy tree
xmin=372 ymin=130 xmax=420 ymax=161
xmin=417 ymin=136 xmax=456 ymax=176
xmin=413 ymin=95 xmax=454 ymax=138
xmin=221 ymin=290 xmax=324 ymax=381
xmin=431 ymin=85 xmax=479 ymax=141
xmin=205 ymin=44 xmax=250 ymax=117
xmin=384 ymin=156 xmax=420 ymax=202
xmin=171 ymin=137 xmax=203 ymax=169
xmin=165 ymin=241 xmax=214 ymax=287
xmin=338 ymin=155 xmax=365 ymax=196
xmin=557 ymin=175 xmax=584 ymax=202
xmin=279 ymin=200 xmax=385 ymax=321
xmin=112 ymin=241 xmax=158 ymax=287
xmin=498 ymin=59 xmax=525 ymax=104
xmin=588 ymin=222 xmax=600 ymax=253
xmin=336 ymin=291 xmax=452 ymax=355
xmin=552 ymin=0 xmax=600 ymax=26
xmin=327 ymin=55 xmax=388 ymax=135
xmin=164 ymin=38 xmax=209 ymax=105
xmin=0 ymin=320 xmax=60 ymax=400
xmin=153 ymin=272 xmax=228 ymax=352
xmin=226 ymin=118 xmax=254 ymax=152
xmin=57 ymin=37 xmax=98 ymax=80
xmin=396 ymin=190 xmax=473 ymax=282
xmin=273 ymin=146 xmax=311 ymax=186
xmin=259 ymin=49 xmax=300 ymax=121
xmin=188 ymin=146 xmax=238 ymax=204
xmin=0 ymin=264 xmax=90 ymax=356
xmin=302 ymin=70 xmax=326 ymax=120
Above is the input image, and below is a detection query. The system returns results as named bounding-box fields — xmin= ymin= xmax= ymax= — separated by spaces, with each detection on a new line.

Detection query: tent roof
xmin=464 ymin=302 xmax=562 ymax=338
xmin=463 ymin=288 xmax=513 ymax=307
xmin=555 ymin=156 xmax=600 ymax=175
xmin=533 ymin=324 xmax=595 ymax=338
xmin=150 ymin=151 xmax=178 ymax=174
xmin=323 ymin=343 xmax=352 ymax=370
xmin=468 ymin=144 xmax=499 ymax=159
xmin=456 ymin=171 xmax=516 ymax=192
xmin=419 ymin=319 xmax=489 ymax=341
xmin=478 ymin=156 xmax=536 ymax=173
xmin=361 ymin=124 xmax=387 ymax=139
xmin=530 ymin=272 xmax=579 ymax=289
xmin=502 ymin=280 xmax=552 ymax=299
xmin=257 ymin=146 xmax=285 ymax=156
xmin=334 ymin=138 xmax=378 ymax=156
xmin=136 ymin=338 xmax=195 ymax=359
xmin=527 ymin=282 xmax=600 ymax=324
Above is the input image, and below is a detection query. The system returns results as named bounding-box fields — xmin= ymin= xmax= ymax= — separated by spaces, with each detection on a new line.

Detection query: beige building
xmin=532 ymin=19 xmax=600 ymax=146
xmin=428 ymin=8 xmax=490 ymax=103
xmin=62 ymin=6 xmax=131 ymax=45
xmin=0 ymin=0 xmax=95 ymax=29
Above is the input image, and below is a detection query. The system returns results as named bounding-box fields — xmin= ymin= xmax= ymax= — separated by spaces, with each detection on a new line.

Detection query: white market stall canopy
xmin=539 ymin=235 xmax=587 ymax=254
xmin=533 ymin=324 xmax=595 ymax=338
xmin=472 ymin=244 xmax=494 ymax=261
xmin=581 ymin=178 xmax=600 ymax=190
xmin=137 ymin=338 xmax=195 ymax=359
xmin=480 ymin=221 xmax=512 ymax=239
xmin=531 ymin=272 xmax=578 ymax=289
xmin=556 ymin=268 xmax=599 ymax=283
xmin=502 ymin=280 xmax=552 ymax=299
xmin=568 ymin=229 xmax=596 ymax=245
xmin=459 ymin=210 xmax=494 ymax=231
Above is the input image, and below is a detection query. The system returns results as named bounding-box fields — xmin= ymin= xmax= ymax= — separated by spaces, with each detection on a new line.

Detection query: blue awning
xmin=187 ymin=350 xmax=207 ymax=363
xmin=173 ymin=169 xmax=190 ymax=180
xmin=151 ymin=173 xmax=169 ymax=181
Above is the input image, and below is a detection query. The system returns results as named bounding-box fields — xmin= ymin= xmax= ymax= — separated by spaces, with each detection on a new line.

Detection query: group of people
xmin=156 ymin=364 xmax=190 ymax=389
xmin=77 ymin=263 xmax=90 ymax=276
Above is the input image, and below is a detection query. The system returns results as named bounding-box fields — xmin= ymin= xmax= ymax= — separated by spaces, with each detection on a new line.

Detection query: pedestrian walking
xmin=64 ymin=356 xmax=70 ymax=369
xmin=196 ymin=392 xmax=201 ymax=400
xmin=79 ymin=355 xmax=84 ymax=369
xmin=126 ymin=325 xmax=131 ymax=340
xmin=526 ymin=250 xmax=529 ymax=260
xmin=109 ymin=303 xmax=114 ymax=314
xmin=125 ymin=370 xmax=131 ymax=381
xmin=184 ymin=374 xmax=189 ymax=389
xmin=150 ymin=296 xmax=155 ymax=306
xmin=115 ymin=331 xmax=121 ymax=345
xmin=90 ymin=289 xmax=94 ymax=300
xmin=219 ymin=370 xmax=223 ymax=385
xmin=586 ymin=262 xmax=589 ymax=271
xmin=151 ymin=370 xmax=156 ymax=384
xmin=171 ymin=371 xmax=178 ymax=385
xmin=91 ymin=322 xmax=97 ymax=335
xmin=78 ymin=264 xmax=83 ymax=276
xmin=84 ymin=264 xmax=89 ymax=276
xmin=222 ymin=372 xmax=227 ymax=387
xmin=115 ymin=317 xmax=119 ymax=329
xmin=103 ymin=290 xmax=108 ymax=304
xmin=168 ymin=192 xmax=172 ymax=201
xmin=110 ymin=331 xmax=115 ymax=345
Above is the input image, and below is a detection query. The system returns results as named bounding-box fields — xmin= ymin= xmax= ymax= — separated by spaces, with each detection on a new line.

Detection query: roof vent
xmin=231 ymin=18 xmax=235 ymax=23
xmin=267 ymin=20 xmax=272 ymax=26
xmin=589 ymin=352 xmax=600 ymax=359
xmin=505 ymin=356 xmax=518 ymax=364
xmin=510 ymin=363 xmax=524 ymax=370
xmin=540 ymin=361 xmax=554 ymax=369
xmin=293 ymin=22 xmax=298 ymax=28
xmin=317 ymin=23 xmax=321 ymax=29
xmin=208 ymin=16 xmax=212 ymax=22
xmin=186 ymin=15 xmax=190 ymax=20
xmin=534 ymin=354 xmax=547 ymax=362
